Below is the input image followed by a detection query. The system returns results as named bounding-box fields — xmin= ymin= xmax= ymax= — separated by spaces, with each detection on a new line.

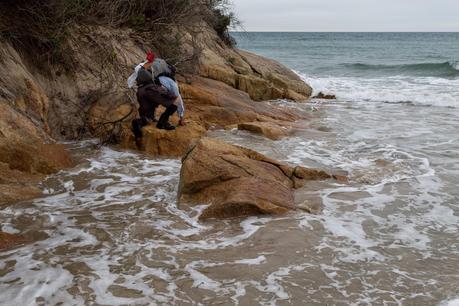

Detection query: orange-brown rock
xmin=200 ymin=48 xmax=312 ymax=102
xmin=0 ymin=42 xmax=75 ymax=206
xmin=292 ymin=167 xmax=333 ymax=189
xmin=117 ymin=76 xmax=305 ymax=157
xmin=0 ymin=142 xmax=73 ymax=175
xmin=0 ymin=232 xmax=27 ymax=251
xmin=0 ymin=141 xmax=73 ymax=206
xmin=180 ymin=76 xmax=302 ymax=126
xmin=0 ymin=183 xmax=43 ymax=207
xmin=122 ymin=121 xmax=207 ymax=157
xmin=195 ymin=26 xmax=312 ymax=102
xmin=237 ymin=50 xmax=313 ymax=100
xmin=178 ymin=138 xmax=333 ymax=220
xmin=238 ymin=121 xmax=290 ymax=140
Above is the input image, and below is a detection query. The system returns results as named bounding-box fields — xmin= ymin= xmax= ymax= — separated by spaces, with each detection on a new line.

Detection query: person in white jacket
xmin=128 ymin=51 xmax=185 ymax=125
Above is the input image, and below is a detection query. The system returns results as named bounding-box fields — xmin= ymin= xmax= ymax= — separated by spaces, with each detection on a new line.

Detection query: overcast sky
xmin=231 ymin=0 xmax=459 ymax=32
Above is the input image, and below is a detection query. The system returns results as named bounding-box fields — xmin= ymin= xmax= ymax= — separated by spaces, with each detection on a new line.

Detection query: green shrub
xmin=0 ymin=0 xmax=240 ymax=63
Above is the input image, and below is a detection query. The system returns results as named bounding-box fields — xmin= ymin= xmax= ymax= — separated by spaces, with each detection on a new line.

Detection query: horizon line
xmin=230 ymin=31 xmax=459 ymax=33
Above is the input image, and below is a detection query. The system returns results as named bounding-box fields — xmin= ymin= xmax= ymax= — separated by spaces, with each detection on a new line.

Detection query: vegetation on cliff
xmin=0 ymin=0 xmax=238 ymax=65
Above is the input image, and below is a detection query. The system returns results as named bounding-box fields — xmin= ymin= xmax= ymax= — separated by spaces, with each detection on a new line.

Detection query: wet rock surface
xmin=118 ymin=76 xmax=306 ymax=156
xmin=178 ymin=137 xmax=333 ymax=220
xmin=200 ymin=46 xmax=312 ymax=102
xmin=238 ymin=121 xmax=290 ymax=140
xmin=313 ymin=92 xmax=337 ymax=100
xmin=0 ymin=232 xmax=26 ymax=251
xmin=124 ymin=122 xmax=207 ymax=157
xmin=0 ymin=142 xmax=73 ymax=205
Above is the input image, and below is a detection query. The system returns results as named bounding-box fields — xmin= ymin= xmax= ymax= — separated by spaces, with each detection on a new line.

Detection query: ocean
xmin=1 ymin=33 xmax=458 ymax=305
xmin=233 ymin=32 xmax=459 ymax=107
xmin=230 ymin=32 xmax=459 ymax=305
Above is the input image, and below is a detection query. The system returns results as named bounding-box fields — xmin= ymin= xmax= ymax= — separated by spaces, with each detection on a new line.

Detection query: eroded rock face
xmin=178 ymin=138 xmax=332 ymax=220
xmin=191 ymin=25 xmax=312 ymax=102
xmin=0 ymin=40 xmax=76 ymax=206
xmin=200 ymin=48 xmax=312 ymax=102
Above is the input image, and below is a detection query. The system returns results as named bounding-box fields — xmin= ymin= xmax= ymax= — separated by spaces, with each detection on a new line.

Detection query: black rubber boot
xmin=156 ymin=104 xmax=177 ymax=130
xmin=161 ymin=122 xmax=176 ymax=130
xmin=132 ymin=118 xmax=144 ymax=139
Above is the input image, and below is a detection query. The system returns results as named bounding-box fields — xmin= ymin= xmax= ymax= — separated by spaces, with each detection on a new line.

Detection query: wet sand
xmin=1 ymin=100 xmax=459 ymax=305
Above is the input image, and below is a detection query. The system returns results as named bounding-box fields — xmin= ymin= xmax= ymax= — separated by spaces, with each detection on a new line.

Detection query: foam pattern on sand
xmin=1 ymin=94 xmax=459 ymax=305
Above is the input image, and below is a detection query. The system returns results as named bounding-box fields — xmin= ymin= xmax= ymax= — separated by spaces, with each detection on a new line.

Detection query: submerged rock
xmin=237 ymin=121 xmax=290 ymax=140
xmin=178 ymin=138 xmax=333 ymax=220
xmin=313 ymin=92 xmax=337 ymax=100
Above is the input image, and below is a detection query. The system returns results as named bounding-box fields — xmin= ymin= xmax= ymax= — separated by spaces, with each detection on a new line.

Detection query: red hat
xmin=146 ymin=51 xmax=155 ymax=63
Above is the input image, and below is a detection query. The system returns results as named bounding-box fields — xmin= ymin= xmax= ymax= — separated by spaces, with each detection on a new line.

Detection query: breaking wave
xmin=296 ymin=71 xmax=459 ymax=108
xmin=342 ymin=61 xmax=459 ymax=78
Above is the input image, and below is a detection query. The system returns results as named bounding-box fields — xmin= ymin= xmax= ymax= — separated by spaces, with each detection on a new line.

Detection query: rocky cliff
xmin=0 ymin=21 xmax=312 ymax=206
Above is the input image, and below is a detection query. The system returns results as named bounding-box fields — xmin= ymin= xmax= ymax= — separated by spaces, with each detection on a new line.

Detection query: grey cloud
xmin=231 ymin=0 xmax=459 ymax=31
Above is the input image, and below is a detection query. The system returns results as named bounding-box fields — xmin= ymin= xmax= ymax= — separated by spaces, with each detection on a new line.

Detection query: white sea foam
xmin=295 ymin=70 xmax=459 ymax=108
xmin=1 ymin=224 xmax=20 ymax=234
xmin=2 ymin=112 xmax=458 ymax=306
xmin=442 ymin=298 xmax=459 ymax=306
xmin=234 ymin=255 xmax=266 ymax=265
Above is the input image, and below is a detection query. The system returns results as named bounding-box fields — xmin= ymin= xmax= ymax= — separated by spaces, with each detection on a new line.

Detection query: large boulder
xmin=237 ymin=50 xmax=313 ymax=99
xmin=200 ymin=49 xmax=312 ymax=102
xmin=180 ymin=77 xmax=302 ymax=126
xmin=123 ymin=122 xmax=207 ymax=157
xmin=193 ymin=25 xmax=312 ymax=102
xmin=178 ymin=138 xmax=332 ymax=220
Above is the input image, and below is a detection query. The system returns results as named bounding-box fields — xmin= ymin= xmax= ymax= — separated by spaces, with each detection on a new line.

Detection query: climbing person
xmin=128 ymin=51 xmax=178 ymax=147
xmin=152 ymin=55 xmax=186 ymax=126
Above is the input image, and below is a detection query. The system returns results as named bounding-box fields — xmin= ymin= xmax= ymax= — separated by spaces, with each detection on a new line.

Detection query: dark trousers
xmin=132 ymin=83 xmax=178 ymax=139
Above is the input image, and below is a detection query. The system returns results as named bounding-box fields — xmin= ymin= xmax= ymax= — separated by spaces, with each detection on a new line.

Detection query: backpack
xmin=136 ymin=68 xmax=153 ymax=87
xmin=153 ymin=59 xmax=177 ymax=81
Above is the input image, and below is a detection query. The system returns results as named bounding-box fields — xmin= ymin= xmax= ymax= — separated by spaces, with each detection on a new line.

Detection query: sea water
xmin=1 ymin=33 xmax=458 ymax=305
xmin=234 ymin=32 xmax=459 ymax=107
